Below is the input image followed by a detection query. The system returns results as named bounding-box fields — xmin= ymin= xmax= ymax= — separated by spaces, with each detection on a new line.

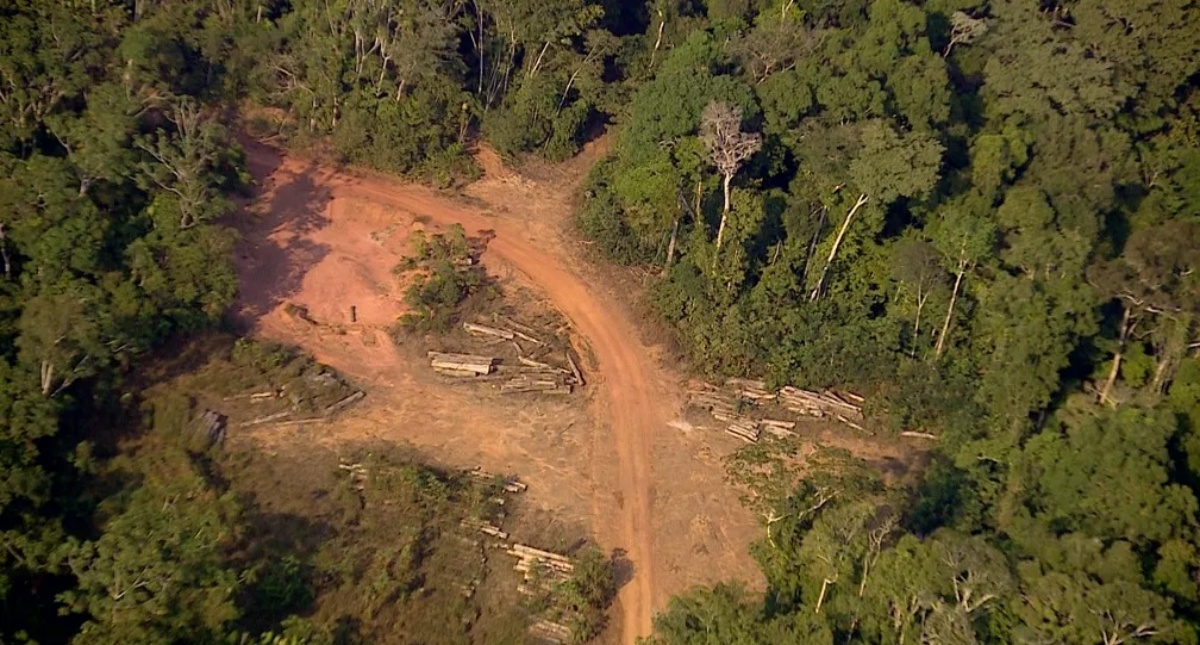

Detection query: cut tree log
xmin=565 ymin=349 xmax=584 ymax=386
xmin=510 ymin=543 xmax=574 ymax=562
xmin=431 ymin=360 xmax=493 ymax=375
xmin=492 ymin=315 xmax=546 ymax=345
xmin=240 ymin=410 xmax=292 ymax=427
xmin=325 ymin=390 xmax=365 ymax=414
xmin=427 ymin=351 xmax=498 ymax=364
xmin=518 ymin=356 xmax=567 ymax=373
xmin=463 ymin=322 xmax=514 ymax=339
xmin=434 ymin=367 xmax=481 ymax=378
xmin=900 ymin=431 xmax=938 ymax=440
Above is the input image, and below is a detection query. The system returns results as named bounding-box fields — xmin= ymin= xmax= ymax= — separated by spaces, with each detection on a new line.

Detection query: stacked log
xmin=726 ymin=418 xmax=762 ymax=443
xmin=508 ymin=544 xmax=575 ymax=598
xmin=337 ymin=462 xmax=368 ymax=490
xmin=196 ymin=410 xmax=227 ymax=446
xmin=529 ymin=620 xmax=573 ymax=644
xmin=461 ymin=517 xmax=508 ymax=540
xmin=501 ymin=376 xmax=572 ymax=395
xmin=479 ymin=317 xmax=547 ymax=347
xmin=690 ymin=379 xmax=867 ymax=434
xmin=779 ymin=386 xmax=864 ymax=424
xmin=428 ymin=352 xmax=498 ymax=376
xmin=687 ymin=387 xmax=737 ymax=420
xmin=468 ymin=468 xmax=528 ymax=493
xmin=508 ymin=544 xmax=575 ymax=579
xmin=760 ymin=418 xmax=797 ymax=439
xmin=727 ymin=378 xmax=776 ymax=403
xmin=499 ymin=355 xmax=579 ymax=395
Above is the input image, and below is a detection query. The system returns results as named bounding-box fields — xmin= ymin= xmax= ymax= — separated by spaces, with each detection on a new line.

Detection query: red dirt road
xmin=241 ymin=143 xmax=662 ymax=642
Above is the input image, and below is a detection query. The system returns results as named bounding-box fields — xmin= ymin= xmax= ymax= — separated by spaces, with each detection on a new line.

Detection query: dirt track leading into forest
xmin=239 ymin=141 xmax=668 ymax=642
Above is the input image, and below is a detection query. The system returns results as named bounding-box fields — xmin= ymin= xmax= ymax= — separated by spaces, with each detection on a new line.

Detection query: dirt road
xmin=242 ymin=143 xmax=662 ymax=641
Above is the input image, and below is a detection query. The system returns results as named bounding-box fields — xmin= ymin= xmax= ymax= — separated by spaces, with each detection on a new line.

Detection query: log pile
xmin=468 ymin=468 xmax=528 ymax=494
xmin=688 ymin=379 xmax=867 ymax=438
xmin=466 ymin=320 xmax=546 ymax=349
xmin=195 ymin=410 xmax=227 ymax=447
xmin=726 ymin=418 xmax=762 ymax=443
xmin=429 ymin=351 xmax=581 ymax=395
xmin=779 ymin=386 xmax=864 ymax=428
xmin=460 ymin=517 xmax=508 ymax=540
xmin=337 ymin=461 xmax=368 ymax=491
xmin=686 ymin=385 xmax=738 ymax=420
xmin=428 ymin=351 xmax=498 ymax=376
xmin=508 ymin=543 xmax=575 ymax=592
xmin=727 ymin=378 xmax=776 ymax=403
xmin=528 ymin=620 xmax=573 ymax=644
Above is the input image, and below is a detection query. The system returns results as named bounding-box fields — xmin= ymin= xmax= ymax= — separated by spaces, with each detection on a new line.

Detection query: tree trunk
xmin=1150 ymin=318 xmax=1189 ymax=394
xmin=809 ymin=193 xmax=868 ymax=302
xmin=529 ymin=41 xmax=551 ymax=77
xmin=912 ymin=290 xmax=928 ymax=358
xmin=801 ymin=206 xmax=827 ymax=284
xmin=935 ymin=255 xmax=967 ymax=359
xmin=663 ymin=217 xmax=679 ymax=275
xmin=1098 ymin=306 xmax=1133 ymax=406
xmin=715 ymin=172 xmax=733 ymax=251
xmin=815 ymin=578 xmax=834 ymax=614
xmin=40 ymin=360 xmax=53 ymax=396
xmin=650 ymin=11 xmax=666 ymax=68
xmin=0 ymin=223 xmax=9 ymax=280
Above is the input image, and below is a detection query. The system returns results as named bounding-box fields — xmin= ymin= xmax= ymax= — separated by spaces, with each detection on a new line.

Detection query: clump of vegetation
xmin=552 ymin=548 xmax=618 ymax=642
xmin=395 ymin=225 xmax=493 ymax=333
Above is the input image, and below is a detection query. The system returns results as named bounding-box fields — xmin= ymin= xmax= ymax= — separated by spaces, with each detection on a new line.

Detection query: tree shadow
xmin=233 ymin=159 xmax=334 ymax=327
xmin=235 ymin=500 xmax=339 ymax=633
xmin=609 ymin=547 xmax=635 ymax=592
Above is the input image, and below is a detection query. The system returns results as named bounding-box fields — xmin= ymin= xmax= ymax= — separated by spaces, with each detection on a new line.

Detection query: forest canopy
xmin=1 ymin=0 xmax=1199 ymax=644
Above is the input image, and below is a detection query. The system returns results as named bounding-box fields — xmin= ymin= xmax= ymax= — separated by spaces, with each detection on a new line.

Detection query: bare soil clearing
xmin=233 ymin=138 xmax=766 ymax=643
xmin=231 ymin=139 xmax=916 ymax=642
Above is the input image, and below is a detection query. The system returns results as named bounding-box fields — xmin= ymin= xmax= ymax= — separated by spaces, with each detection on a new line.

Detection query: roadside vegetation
xmin=1 ymin=0 xmax=1198 ymax=644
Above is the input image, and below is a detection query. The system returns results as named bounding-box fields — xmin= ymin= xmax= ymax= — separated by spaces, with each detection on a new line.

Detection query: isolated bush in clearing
xmin=549 ymin=548 xmax=617 ymax=642
xmin=395 ymin=225 xmax=489 ymax=332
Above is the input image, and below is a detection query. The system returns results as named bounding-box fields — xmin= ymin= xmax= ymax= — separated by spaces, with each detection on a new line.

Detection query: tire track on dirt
xmin=245 ymin=147 xmax=660 ymax=642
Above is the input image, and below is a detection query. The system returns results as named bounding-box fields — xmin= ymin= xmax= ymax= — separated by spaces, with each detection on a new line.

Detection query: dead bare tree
xmin=700 ymin=101 xmax=762 ymax=253
xmin=943 ymin=11 xmax=989 ymax=57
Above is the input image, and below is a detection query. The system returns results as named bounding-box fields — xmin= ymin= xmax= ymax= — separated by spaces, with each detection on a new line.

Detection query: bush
xmin=395 ymin=226 xmax=490 ymax=332
xmin=551 ymin=548 xmax=616 ymax=642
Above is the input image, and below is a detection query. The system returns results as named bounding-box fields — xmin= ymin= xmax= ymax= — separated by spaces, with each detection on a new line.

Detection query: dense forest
xmin=1 ymin=0 xmax=1199 ymax=643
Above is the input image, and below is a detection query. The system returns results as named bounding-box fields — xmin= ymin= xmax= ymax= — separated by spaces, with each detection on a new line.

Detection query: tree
xmin=890 ymin=234 xmax=945 ymax=356
xmin=135 ymin=97 xmax=235 ymax=231
xmin=699 ymin=100 xmax=762 ymax=253
xmin=60 ymin=449 xmax=243 ymax=645
xmin=1088 ymin=221 xmax=1200 ymax=402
